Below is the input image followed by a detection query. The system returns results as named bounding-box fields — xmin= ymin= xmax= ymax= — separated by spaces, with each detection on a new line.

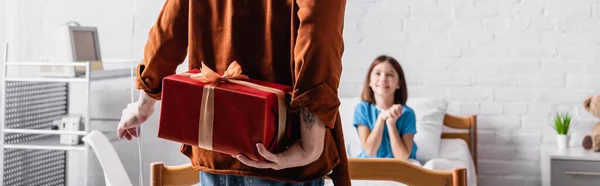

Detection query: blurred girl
xmin=353 ymin=55 xmax=419 ymax=164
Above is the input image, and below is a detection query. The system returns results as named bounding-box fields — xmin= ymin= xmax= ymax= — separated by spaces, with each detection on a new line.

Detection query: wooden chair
xmin=151 ymin=162 xmax=199 ymax=186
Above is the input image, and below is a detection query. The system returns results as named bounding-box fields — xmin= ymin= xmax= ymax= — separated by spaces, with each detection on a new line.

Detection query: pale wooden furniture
xmin=442 ymin=114 xmax=478 ymax=173
xmin=347 ymin=158 xmax=467 ymax=186
xmin=150 ymin=114 xmax=477 ymax=186
xmin=541 ymin=146 xmax=600 ymax=186
xmin=151 ymin=163 xmax=200 ymax=186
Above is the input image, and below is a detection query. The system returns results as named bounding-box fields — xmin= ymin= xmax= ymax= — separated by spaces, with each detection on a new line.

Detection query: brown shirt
xmin=135 ymin=0 xmax=350 ymax=185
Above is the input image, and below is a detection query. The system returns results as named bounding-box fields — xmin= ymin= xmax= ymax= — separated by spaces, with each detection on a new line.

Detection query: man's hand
xmin=234 ymin=142 xmax=311 ymax=170
xmin=117 ymin=91 xmax=156 ymax=140
xmin=235 ymin=108 xmax=326 ymax=170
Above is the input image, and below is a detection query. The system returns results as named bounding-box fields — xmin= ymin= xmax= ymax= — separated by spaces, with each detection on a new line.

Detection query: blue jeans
xmin=200 ymin=171 xmax=325 ymax=186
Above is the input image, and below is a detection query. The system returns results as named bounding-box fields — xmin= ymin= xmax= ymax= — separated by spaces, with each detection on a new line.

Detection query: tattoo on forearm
xmin=141 ymin=96 xmax=148 ymax=105
xmin=301 ymin=108 xmax=315 ymax=130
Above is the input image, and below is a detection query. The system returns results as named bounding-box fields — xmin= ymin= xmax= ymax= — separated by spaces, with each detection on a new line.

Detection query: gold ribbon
xmin=177 ymin=62 xmax=287 ymax=151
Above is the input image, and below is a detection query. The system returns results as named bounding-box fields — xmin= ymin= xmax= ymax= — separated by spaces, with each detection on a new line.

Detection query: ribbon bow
xmin=180 ymin=61 xmax=249 ymax=84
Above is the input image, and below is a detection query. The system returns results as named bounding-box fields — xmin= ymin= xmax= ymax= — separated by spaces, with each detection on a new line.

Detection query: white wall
xmin=6 ymin=0 xmax=135 ymax=61
xmin=1 ymin=0 xmax=5 ymax=59
xmin=339 ymin=0 xmax=600 ymax=185
xmin=0 ymin=0 xmax=6 ymax=183
xmin=0 ymin=0 xmax=6 ymax=113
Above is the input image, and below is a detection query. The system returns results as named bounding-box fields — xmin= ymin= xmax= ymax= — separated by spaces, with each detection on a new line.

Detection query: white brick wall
xmin=341 ymin=0 xmax=599 ymax=185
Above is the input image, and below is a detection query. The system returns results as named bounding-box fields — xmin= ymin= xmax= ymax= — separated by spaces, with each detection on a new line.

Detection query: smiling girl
xmin=353 ymin=55 xmax=418 ymax=163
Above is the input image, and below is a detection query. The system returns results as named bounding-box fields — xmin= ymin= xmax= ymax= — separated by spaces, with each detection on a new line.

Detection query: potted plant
xmin=552 ymin=112 xmax=573 ymax=148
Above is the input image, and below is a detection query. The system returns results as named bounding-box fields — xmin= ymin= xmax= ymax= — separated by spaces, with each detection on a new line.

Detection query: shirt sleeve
xmin=288 ymin=0 xmax=346 ymax=129
xmin=135 ymin=0 xmax=189 ymax=100
xmin=398 ymin=109 xmax=417 ymax=135
xmin=353 ymin=103 xmax=368 ymax=128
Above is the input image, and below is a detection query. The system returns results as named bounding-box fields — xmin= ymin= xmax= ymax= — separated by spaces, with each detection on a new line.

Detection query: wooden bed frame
xmin=150 ymin=114 xmax=477 ymax=186
xmin=441 ymin=114 xmax=478 ymax=173
xmin=347 ymin=114 xmax=477 ymax=186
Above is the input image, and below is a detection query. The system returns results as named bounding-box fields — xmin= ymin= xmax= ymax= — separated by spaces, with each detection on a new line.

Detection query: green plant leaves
xmin=553 ymin=112 xmax=572 ymax=135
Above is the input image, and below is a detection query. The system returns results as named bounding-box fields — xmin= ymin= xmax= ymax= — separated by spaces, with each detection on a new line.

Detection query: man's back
xmin=187 ymin=0 xmax=294 ymax=84
xmin=136 ymin=0 xmax=350 ymax=185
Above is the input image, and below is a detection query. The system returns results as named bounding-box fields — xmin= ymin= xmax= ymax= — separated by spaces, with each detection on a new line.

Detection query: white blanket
xmin=431 ymin=139 xmax=477 ymax=186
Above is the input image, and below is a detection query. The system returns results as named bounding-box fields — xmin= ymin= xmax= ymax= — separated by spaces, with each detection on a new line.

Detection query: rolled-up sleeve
xmin=136 ymin=0 xmax=189 ymax=100
xmin=289 ymin=0 xmax=346 ymax=129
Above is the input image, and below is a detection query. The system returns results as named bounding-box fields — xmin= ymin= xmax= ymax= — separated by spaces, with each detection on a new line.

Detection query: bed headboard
xmin=441 ymin=114 xmax=477 ymax=173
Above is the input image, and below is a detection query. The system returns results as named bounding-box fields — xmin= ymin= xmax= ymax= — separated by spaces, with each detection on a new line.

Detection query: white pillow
xmin=406 ymin=97 xmax=448 ymax=163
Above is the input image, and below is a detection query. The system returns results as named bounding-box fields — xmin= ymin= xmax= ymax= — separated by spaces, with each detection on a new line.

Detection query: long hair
xmin=360 ymin=55 xmax=408 ymax=105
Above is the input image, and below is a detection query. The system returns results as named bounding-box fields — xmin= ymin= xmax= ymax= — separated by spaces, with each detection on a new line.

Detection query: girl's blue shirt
xmin=353 ymin=101 xmax=418 ymax=159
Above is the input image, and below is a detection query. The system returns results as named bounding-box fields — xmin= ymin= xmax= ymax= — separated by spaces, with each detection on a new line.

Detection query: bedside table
xmin=541 ymin=146 xmax=600 ymax=186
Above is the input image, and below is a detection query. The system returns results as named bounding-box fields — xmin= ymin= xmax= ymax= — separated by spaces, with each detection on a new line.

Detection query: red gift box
xmin=157 ymin=62 xmax=296 ymax=161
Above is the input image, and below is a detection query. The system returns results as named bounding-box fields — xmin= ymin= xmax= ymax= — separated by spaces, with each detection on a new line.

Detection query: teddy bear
xmin=582 ymin=95 xmax=600 ymax=151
